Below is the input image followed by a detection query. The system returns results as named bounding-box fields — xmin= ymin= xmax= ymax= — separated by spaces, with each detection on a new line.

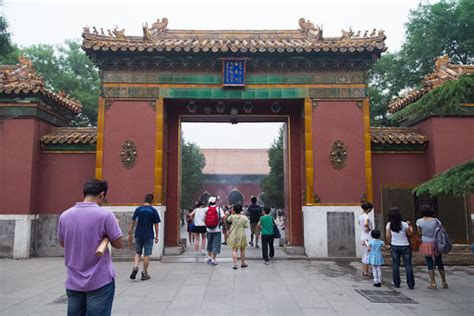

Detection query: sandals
xmin=232 ymin=265 xmax=238 ymax=270
xmin=241 ymin=263 xmax=248 ymax=268
xmin=442 ymin=282 xmax=449 ymax=289
xmin=427 ymin=283 xmax=437 ymax=290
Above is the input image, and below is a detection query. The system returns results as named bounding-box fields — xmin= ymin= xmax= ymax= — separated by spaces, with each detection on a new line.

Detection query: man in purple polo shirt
xmin=58 ymin=179 xmax=123 ymax=316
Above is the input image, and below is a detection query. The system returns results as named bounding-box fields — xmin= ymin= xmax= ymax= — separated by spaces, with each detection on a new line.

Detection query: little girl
xmin=368 ymin=230 xmax=385 ymax=287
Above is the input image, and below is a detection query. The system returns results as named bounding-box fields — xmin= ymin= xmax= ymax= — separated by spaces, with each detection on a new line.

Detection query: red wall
xmin=193 ymin=183 xmax=262 ymax=206
xmin=37 ymin=153 xmax=96 ymax=214
xmin=415 ymin=117 xmax=474 ymax=176
xmin=312 ymin=101 xmax=365 ymax=202
xmin=0 ymin=118 xmax=50 ymax=214
xmin=372 ymin=153 xmax=428 ymax=213
xmin=102 ymin=101 xmax=156 ymax=203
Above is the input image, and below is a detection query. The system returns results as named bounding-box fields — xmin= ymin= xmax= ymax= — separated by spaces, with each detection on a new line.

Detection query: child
xmin=368 ymin=230 xmax=385 ymax=287
xmin=258 ymin=206 xmax=275 ymax=265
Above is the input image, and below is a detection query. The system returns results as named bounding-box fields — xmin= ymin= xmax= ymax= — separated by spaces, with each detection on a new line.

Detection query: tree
xmin=260 ymin=126 xmax=285 ymax=209
xmin=22 ymin=40 xmax=100 ymax=126
xmin=369 ymin=0 xmax=473 ymax=126
xmin=414 ymin=160 xmax=474 ymax=197
xmin=180 ymin=137 xmax=206 ymax=210
xmin=0 ymin=15 xmax=20 ymax=64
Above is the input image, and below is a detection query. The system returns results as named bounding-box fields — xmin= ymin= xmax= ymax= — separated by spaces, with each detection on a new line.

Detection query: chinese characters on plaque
xmin=222 ymin=59 xmax=246 ymax=87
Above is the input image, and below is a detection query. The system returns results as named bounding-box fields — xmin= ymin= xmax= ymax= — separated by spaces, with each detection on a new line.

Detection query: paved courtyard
xmin=1 ymin=257 xmax=473 ymax=315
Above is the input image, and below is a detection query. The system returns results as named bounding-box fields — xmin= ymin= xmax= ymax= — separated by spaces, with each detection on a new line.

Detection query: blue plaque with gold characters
xmin=222 ymin=59 xmax=246 ymax=87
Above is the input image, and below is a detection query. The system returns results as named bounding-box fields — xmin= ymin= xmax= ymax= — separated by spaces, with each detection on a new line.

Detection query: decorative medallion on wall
xmin=329 ymin=140 xmax=347 ymax=170
xmin=120 ymin=139 xmax=137 ymax=169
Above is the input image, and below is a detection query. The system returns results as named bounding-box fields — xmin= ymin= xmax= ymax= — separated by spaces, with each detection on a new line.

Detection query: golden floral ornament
xmin=120 ymin=139 xmax=137 ymax=169
xmin=329 ymin=140 xmax=347 ymax=170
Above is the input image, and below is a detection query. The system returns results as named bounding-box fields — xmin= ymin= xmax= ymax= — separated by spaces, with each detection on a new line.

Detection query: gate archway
xmin=84 ymin=18 xmax=384 ymax=256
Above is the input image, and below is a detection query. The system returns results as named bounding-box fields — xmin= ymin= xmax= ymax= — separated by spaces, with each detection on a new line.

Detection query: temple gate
xmin=80 ymin=18 xmax=385 ymax=256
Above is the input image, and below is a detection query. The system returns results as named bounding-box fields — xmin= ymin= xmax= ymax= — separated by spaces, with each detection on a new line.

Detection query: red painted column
xmin=165 ymin=105 xmax=180 ymax=247
xmin=288 ymin=105 xmax=304 ymax=246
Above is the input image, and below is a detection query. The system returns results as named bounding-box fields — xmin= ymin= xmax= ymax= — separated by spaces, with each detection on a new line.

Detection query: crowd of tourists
xmin=185 ymin=196 xmax=281 ymax=268
xmin=57 ymin=179 xmax=453 ymax=315
xmin=359 ymin=201 xmax=451 ymax=290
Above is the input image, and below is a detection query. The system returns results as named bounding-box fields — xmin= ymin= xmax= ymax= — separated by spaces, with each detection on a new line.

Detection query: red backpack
xmin=205 ymin=205 xmax=219 ymax=228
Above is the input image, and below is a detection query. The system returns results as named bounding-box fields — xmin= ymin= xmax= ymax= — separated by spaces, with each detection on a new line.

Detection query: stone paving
xmin=1 ymin=257 xmax=473 ymax=315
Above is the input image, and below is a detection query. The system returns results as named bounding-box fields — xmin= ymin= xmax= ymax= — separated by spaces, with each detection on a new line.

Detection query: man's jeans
xmin=391 ymin=246 xmax=415 ymax=289
xmin=66 ymin=280 xmax=115 ymax=316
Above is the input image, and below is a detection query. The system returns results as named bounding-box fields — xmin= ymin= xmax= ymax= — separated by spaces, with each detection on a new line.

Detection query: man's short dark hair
xmin=251 ymin=196 xmax=257 ymax=204
xmin=361 ymin=202 xmax=373 ymax=211
xmin=263 ymin=206 xmax=271 ymax=214
xmin=83 ymin=179 xmax=108 ymax=197
xmin=144 ymin=194 xmax=154 ymax=203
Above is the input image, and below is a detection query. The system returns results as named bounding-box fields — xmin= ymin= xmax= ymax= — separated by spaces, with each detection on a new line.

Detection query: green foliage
xmin=369 ymin=53 xmax=414 ymax=126
xmin=414 ymin=160 xmax=474 ymax=197
xmin=0 ymin=15 xmax=20 ymax=64
xmin=22 ymin=40 xmax=100 ymax=126
xmin=391 ymin=74 xmax=474 ymax=122
xmin=180 ymin=138 xmax=206 ymax=210
xmin=369 ymin=0 xmax=473 ymax=126
xmin=260 ymin=126 xmax=285 ymax=209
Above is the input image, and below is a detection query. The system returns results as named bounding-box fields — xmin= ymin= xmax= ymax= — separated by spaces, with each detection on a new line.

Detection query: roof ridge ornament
xmin=341 ymin=27 xmax=354 ymax=40
xmin=112 ymin=27 xmax=127 ymax=40
xmin=298 ymin=18 xmax=323 ymax=40
xmin=149 ymin=18 xmax=169 ymax=38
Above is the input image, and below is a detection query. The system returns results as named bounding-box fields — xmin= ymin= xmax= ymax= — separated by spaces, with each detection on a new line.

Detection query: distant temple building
xmin=195 ymin=149 xmax=269 ymax=206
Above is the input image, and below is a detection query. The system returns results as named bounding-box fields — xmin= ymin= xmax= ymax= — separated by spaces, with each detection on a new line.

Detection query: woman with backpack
xmin=416 ymin=208 xmax=448 ymax=290
xmin=385 ymin=207 xmax=415 ymax=289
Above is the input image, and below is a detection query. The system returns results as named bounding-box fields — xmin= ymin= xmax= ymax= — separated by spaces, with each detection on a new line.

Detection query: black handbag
xmin=273 ymin=223 xmax=281 ymax=238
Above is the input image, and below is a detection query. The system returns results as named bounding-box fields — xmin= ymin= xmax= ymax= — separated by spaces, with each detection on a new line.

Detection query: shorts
xmin=193 ymin=225 xmax=207 ymax=234
xmin=135 ymin=238 xmax=153 ymax=256
xmin=250 ymin=223 xmax=259 ymax=235
xmin=207 ymin=232 xmax=222 ymax=254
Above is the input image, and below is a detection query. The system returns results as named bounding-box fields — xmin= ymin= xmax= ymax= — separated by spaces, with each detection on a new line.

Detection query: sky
xmin=2 ymin=0 xmax=438 ymax=148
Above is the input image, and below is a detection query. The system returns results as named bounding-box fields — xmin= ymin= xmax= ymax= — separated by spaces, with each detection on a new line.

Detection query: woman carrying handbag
xmin=385 ymin=207 xmax=415 ymax=289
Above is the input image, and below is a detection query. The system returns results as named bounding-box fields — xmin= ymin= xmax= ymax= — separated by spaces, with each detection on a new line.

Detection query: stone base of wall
xmin=303 ymin=206 xmax=374 ymax=258
xmin=31 ymin=215 xmax=63 ymax=257
xmin=103 ymin=206 xmax=165 ymax=260
xmin=0 ymin=206 xmax=166 ymax=259
xmin=0 ymin=220 xmax=15 ymax=258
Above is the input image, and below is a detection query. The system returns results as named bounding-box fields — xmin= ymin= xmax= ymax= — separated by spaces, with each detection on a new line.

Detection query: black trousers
xmin=261 ymin=235 xmax=274 ymax=261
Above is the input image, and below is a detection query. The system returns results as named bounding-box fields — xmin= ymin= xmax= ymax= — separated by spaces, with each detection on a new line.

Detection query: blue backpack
xmin=434 ymin=219 xmax=453 ymax=254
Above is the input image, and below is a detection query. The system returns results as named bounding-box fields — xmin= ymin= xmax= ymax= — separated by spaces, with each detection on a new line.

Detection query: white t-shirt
xmin=386 ymin=221 xmax=410 ymax=246
xmin=193 ymin=207 xmax=207 ymax=226
xmin=359 ymin=212 xmax=372 ymax=241
xmin=206 ymin=206 xmax=225 ymax=233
